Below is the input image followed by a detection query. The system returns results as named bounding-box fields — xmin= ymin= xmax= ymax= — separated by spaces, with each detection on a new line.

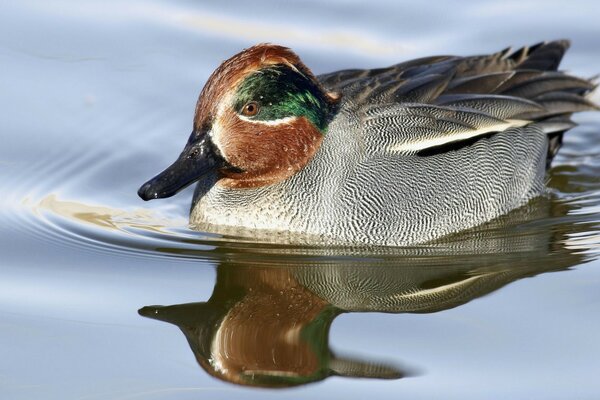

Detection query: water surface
xmin=2 ymin=1 xmax=600 ymax=399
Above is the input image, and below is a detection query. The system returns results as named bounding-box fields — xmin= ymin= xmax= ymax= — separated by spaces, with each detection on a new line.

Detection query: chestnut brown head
xmin=138 ymin=44 xmax=339 ymax=200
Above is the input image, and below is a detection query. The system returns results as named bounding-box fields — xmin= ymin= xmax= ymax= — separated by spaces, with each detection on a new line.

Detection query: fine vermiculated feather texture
xmin=189 ymin=41 xmax=598 ymax=246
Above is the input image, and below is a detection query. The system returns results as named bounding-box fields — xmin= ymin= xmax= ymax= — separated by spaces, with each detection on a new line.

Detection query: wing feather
xmin=362 ymin=104 xmax=529 ymax=154
xmin=435 ymin=94 xmax=543 ymax=119
xmin=500 ymin=73 xmax=594 ymax=98
xmin=445 ymin=72 xmax=515 ymax=94
xmin=318 ymin=40 xmax=597 ymax=155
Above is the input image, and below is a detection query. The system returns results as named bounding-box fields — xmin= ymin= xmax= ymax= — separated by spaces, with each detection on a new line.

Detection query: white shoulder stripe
xmin=389 ymin=119 xmax=531 ymax=153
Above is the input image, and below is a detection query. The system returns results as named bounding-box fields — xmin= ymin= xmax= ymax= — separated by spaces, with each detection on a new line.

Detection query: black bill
xmin=137 ymin=132 xmax=226 ymax=201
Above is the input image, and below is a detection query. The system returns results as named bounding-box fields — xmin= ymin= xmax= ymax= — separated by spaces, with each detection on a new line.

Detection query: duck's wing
xmin=319 ymin=40 xmax=598 ymax=155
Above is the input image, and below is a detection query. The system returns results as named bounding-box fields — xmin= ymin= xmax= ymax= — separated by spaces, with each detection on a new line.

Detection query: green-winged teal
xmin=138 ymin=41 xmax=597 ymax=246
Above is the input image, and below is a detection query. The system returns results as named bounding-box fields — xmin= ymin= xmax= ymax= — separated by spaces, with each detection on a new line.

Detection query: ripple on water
xmin=1 ymin=97 xmax=599 ymax=266
xmin=1 ymin=4 xmax=600 ymax=394
xmin=7 ymin=185 xmax=598 ymax=268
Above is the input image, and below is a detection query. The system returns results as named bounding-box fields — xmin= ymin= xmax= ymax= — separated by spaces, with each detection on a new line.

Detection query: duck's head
xmin=138 ymin=44 xmax=340 ymax=200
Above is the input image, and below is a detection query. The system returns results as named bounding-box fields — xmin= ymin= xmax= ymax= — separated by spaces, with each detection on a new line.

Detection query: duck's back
xmin=191 ymin=41 xmax=597 ymax=246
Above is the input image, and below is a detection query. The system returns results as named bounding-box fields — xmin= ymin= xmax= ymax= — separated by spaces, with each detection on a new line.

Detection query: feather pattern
xmin=361 ymin=103 xmax=528 ymax=153
xmin=190 ymin=41 xmax=598 ymax=246
xmin=319 ymin=39 xmax=597 ymax=154
xmin=435 ymin=94 xmax=543 ymax=119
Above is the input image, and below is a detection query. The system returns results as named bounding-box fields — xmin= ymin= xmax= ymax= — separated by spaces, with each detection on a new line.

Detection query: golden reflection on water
xmin=178 ymin=11 xmax=408 ymax=57
xmin=33 ymin=194 xmax=187 ymax=234
xmin=32 ymin=2 xmax=409 ymax=57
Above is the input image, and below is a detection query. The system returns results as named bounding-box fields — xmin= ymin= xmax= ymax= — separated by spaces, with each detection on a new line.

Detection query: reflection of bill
xmin=138 ymin=197 xmax=594 ymax=388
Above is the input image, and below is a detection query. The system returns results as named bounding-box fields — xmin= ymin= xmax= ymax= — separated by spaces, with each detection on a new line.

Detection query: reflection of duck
xmin=140 ymin=266 xmax=405 ymax=388
xmin=139 ymin=197 xmax=591 ymax=388
xmin=138 ymin=41 xmax=597 ymax=246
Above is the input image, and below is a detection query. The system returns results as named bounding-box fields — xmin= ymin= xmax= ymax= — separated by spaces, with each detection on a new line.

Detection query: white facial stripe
xmin=238 ymin=115 xmax=298 ymax=126
xmin=389 ymin=119 xmax=531 ymax=153
xmin=208 ymin=92 xmax=234 ymax=158
xmin=208 ymin=121 xmax=227 ymax=157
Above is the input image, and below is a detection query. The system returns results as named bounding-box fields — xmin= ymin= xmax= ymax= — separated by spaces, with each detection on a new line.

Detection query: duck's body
xmin=139 ymin=41 xmax=597 ymax=246
xmin=191 ymin=108 xmax=547 ymax=246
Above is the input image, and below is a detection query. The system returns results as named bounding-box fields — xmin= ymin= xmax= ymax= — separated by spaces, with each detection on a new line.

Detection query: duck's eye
xmin=241 ymin=101 xmax=260 ymax=117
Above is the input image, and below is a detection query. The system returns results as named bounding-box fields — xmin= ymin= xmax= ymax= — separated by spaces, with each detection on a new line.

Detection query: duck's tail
xmin=446 ymin=39 xmax=598 ymax=166
xmin=517 ymin=40 xmax=598 ymax=165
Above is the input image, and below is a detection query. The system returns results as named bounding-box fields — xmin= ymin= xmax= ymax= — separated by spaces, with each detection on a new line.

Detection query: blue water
xmin=2 ymin=1 xmax=600 ymax=399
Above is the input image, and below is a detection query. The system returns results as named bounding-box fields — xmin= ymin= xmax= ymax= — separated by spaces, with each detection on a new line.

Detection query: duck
xmin=138 ymin=40 xmax=598 ymax=246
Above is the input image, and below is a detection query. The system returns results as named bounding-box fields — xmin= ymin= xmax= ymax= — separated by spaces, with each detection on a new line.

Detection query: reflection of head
xmin=139 ymin=266 xmax=404 ymax=388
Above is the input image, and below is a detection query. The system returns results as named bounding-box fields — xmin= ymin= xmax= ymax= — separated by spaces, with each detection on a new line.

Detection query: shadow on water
xmin=137 ymin=193 xmax=598 ymax=388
